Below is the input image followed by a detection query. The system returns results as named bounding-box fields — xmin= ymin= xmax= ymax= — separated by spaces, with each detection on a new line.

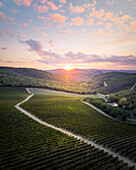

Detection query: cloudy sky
xmin=0 ymin=0 xmax=136 ymax=70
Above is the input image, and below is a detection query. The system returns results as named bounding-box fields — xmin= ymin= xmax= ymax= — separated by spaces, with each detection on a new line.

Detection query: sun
xmin=65 ymin=65 xmax=72 ymax=71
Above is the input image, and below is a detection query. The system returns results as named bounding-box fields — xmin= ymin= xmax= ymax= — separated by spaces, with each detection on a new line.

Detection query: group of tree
xmin=108 ymin=89 xmax=136 ymax=117
xmin=84 ymin=97 xmax=130 ymax=122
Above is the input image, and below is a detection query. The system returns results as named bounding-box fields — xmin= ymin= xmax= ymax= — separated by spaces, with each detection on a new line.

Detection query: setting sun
xmin=65 ymin=65 xmax=72 ymax=71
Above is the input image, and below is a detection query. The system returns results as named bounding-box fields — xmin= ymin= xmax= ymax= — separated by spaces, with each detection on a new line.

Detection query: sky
xmin=0 ymin=0 xmax=136 ymax=70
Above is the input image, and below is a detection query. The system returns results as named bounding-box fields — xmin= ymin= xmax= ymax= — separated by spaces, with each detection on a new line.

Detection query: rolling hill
xmin=0 ymin=67 xmax=136 ymax=94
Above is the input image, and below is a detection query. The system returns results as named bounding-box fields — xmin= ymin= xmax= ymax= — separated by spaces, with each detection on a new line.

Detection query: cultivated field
xmin=22 ymin=92 xmax=136 ymax=166
xmin=28 ymin=88 xmax=98 ymax=98
xmin=0 ymin=87 xmax=136 ymax=169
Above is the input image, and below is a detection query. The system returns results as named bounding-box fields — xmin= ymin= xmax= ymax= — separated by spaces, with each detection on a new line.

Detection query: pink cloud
xmin=106 ymin=22 xmax=112 ymax=29
xmin=11 ymin=9 xmax=19 ymax=13
xmin=0 ymin=12 xmax=4 ymax=17
xmin=0 ymin=2 xmax=3 ymax=7
xmin=1 ymin=16 xmax=7 ymax=20
xmin=56 ymin=24 xmax=65 ymax=30
xmin=47 ymin=2 xmax=58 ymax=10
xmin=19 ymin=34 xmax=26 ymax=38
xmin=13 ymin=0 xmax=32 ymax=6
xmin=130 ymin=20 xmax=136 ymax=31
xmin=1 ymin=47 xmax=7 ymax=50
xmin=90 ymin=8 xmax=105 ymax=19
xmin=38 ymin=16 xmax=45 ymax=19
xmin=37 ymin=5 xmax=49 ymax=13
xmin=51 ymin=13 xmax=67 ymax=23
xmin=48 ymin=39 xmax=54 ymax=47
xmin=19 ymin=22 xmax=28 ymax=28
xmin=72 ymin=6 xmax=85 ymax=13
xmin=5 ymin=28 xmax=15 ymax=37
xmin=91 ymin=0 xmax=97 ymax=7
xmin=8 ymin=17 xmax=15 ymax=24
xmin=40 ymin=0 xmax=47 ymax=3
xmin=62 ymin=28 xmax=74 ymax=35
xmin=103 ymin=12 xmax=112 ymax=20
xmin=29 ymin=19 xmax=32 ymax=22
xmin=69 ymin=3 xmax=73 ymax=10
xmin=86 ymin=18 xmax=94 ymax=25
xmin=60 ymin=0 xmax=66 ymax=3
xmin=71 ymin=17 xmax=84 ymax=25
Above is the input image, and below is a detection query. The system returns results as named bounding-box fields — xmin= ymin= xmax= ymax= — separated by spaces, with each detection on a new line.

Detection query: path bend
xmin=14 ymin=88 xmax=136 ymax=169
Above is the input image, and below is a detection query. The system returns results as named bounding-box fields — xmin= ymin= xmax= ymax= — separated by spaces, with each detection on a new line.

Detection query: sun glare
xmin=65 ymin=65 xmax=72 ymax=70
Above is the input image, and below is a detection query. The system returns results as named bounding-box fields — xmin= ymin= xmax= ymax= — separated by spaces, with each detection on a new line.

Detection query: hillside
xmin=92 ymin=72 xmax=136 ymax=94
xmin=0 ymin=67 xmax=136 ymax=94
xmin=0 ymin=67 xmax=94 ymax=94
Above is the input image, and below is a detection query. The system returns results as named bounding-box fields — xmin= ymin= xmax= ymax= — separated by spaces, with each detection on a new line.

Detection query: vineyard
xmin=0 ymin=87 xmax=136 ymax=169
xmin=22 ymin=93 xmax=136 ymax=167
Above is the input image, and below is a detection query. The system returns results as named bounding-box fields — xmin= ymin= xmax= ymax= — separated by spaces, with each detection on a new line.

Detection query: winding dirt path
xmin=14 ymin=88 xmax=136 ymax=169
xmin=131 ymin=83 xmax=136 ymax=90
xmin=81 ymin=101 xmax=116 ymax=121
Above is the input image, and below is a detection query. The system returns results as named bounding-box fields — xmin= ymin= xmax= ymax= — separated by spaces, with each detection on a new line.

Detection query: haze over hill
xmin=0 ymin=66 xmax=136 ymax=94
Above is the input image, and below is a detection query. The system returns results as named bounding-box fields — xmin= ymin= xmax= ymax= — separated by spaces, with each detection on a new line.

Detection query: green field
xmin=1 ymin=87 xmax=132 ymax=169
xmin=22 ymin=93 xmax=136 ymax=165
xmin=28 ymin=87 xmax=98 ymax=98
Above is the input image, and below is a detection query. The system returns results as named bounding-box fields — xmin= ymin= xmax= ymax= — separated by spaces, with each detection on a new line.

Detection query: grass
xmin=28 ymin=87 xmax=98 ymax=98
xmin=1 ymin=87 xmax=130 ymax=169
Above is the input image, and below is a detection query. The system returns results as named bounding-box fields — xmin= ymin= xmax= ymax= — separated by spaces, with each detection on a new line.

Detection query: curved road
xmin=14 ymin=88 xmax=136 ymax=169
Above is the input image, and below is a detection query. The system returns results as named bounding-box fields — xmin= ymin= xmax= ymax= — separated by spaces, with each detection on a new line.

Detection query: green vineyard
xmin=22 ymin=94 xmax=136 ymax=166
xmin=0 ymin=87 xmax=136 ymax=169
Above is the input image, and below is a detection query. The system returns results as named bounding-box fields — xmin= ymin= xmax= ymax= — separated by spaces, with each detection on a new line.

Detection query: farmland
xmin=1 ymin=87 xmax=133 ymax=169
xmin=22 ymin=92 xmax=136 ymax=166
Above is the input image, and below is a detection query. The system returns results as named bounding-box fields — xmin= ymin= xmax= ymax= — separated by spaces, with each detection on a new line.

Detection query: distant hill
xmin=47 ymin=68 xmax=136 ymax=74
xmin=0 ymin=67 xmax=136 ymax=94
xmin=0 ymin=67 xmax=95 ymax=94
xmin=96 ymin=72 xmax=136 ymax=94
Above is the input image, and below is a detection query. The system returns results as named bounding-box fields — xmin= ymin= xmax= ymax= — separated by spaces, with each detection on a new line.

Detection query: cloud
xmin=0 ymin=2 xmax=3 ymax=7
xmin=13 ymin=0 xmax=32 ymax=6
xmin=19 ymin=39 xmax=136 ymax=66
xmin=86 ymin=18 xmax=94 ymax=25
xmin=40 ymin=0 xmax=47 ymax=3
xmin=72 ymin=6 xmax=85 ymax=13
xmin=18 ymin=34 xmax=26 ymax=38
xmin=90 ymin=29 xmax=104 ymax=37
xmin=39 ymin=32 xmax=47 ymax=37
xmin=19 ymin=39 xmax=44 ymax=52
xmin=0 ymin=12 xmax=4 ymax=17
xmin=38 ymin=16 xmax=45 ymax=20
xmin=48 ymin=39 xmax=54 ymax=47
xmin=71 ymin=17 xmax=84 ymax=25
xmin=1 ymin=47 xmax=7 ymax=50
xmin=19 ymin=22 xmax=28 ymax=28
xmin=8 ymin=17 xmax=15 ymax=24
xmin=37 ymin=5 xmax=49 ymax=13
xmin=5 ymin=28 xmax=15 ymax=36
xmin=90 ymin=8 xmax=105 ymax=19
xmin=103 ymin=12 xmax=112 ymax=20
xmin=50 ymin=13 xmax=67 ymax=23
xmin=47 ymin=2 xmax=58 ymax=10
xmin=11 ymin=9 xmax=19 ymax=13
xmin=60 ymin=0 xmax=66 ymax=3
xmin=130 ymin=20 xmax=136 ymax=32
xmin=61 ymin=28 xmax=74 ymax=35
xmin=0 ymin=11 xmax=7 ymax=21
xmin=106 ymin=22 xmax=112 ymax=29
